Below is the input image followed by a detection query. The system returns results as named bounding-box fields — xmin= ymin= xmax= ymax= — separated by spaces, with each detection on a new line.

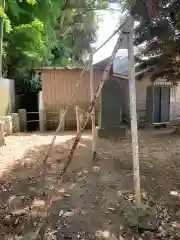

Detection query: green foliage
xmin=26 ymin=0 xmax=36 ymax=5
xmin=124 ymin=203 xmax=158 ymax=230
xmin=122 ymin=0 xmax=180 ymax=83
xmin=0 ymin=0 xmax=109 ymax=93
xmin=24 ymin=78 xmax=42 ymax=93
xmin=55 ymin=7 xmax=98 ymax=65
xmin=0 ymin=6 xmax=11 ymax=32
xmin=13 ymin=18 xmax=44 ymax=59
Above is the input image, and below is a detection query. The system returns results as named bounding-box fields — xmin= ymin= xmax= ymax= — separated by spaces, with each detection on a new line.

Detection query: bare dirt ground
xmin=1 ymin=129 xmax=180 ymax=239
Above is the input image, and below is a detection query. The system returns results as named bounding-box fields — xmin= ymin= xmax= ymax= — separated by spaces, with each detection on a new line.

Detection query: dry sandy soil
xmin=0 ymin=129 xmax=180 ymax=239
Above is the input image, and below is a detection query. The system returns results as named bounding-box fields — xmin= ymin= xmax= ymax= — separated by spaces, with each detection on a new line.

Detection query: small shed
xmin=36 ymin=67 xmax=103 ymax=129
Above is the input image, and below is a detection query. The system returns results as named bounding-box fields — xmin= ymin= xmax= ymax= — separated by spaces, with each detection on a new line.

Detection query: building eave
xmin=113 ymin=66 xmax=152 ymax=79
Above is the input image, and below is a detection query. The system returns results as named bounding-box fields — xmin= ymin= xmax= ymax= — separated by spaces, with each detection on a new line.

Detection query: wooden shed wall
xmin=42 ymin=69 xmax=102 ymax=129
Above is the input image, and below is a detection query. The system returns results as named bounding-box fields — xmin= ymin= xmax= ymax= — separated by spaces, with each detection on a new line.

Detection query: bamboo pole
xmin=34 ymin=31 xmax=124 ymax=240
xmin=89 ymin=52 xmax=96 ymax=160
xmin=41 ymin=18 xmax=129 ymax=189
xmin=28 ymin=16 xmax=138 ymax=239
xmin=127 ymin=19 xmax=141 ymax=205
xmin=66 ymin=33 xmax=123 ymax=173
xmin=75 ymin=106 xmax=80 ymax=133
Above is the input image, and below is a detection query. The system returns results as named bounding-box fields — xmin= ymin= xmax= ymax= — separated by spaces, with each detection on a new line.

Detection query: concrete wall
xmin=0 ymin=78 xmax=15 ymax=115
xmin=112 ymin=76 xmax=129 ymax=118
xmin=136 ymin=77 xmax=151 ymax=112
xmin=120 ymin=75 xmax=179 ymax=123
xmin=118 ymin=75 xmax=151 ymax=119
xmin=170 ymin=84 xmax=180 ymax=122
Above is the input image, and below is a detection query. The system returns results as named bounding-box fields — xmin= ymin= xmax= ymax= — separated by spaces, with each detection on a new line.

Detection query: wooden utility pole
xmin=127 ymin=18 xmax=141 ymax=205
xmin=89 ymin=52 xmax=96 ymax=160
xmin=0 ymin=0 xmax=5 ymax=77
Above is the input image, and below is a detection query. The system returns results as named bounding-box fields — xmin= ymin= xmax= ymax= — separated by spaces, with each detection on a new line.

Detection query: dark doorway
xmin=16 ymin=93 xmax=39 ymax=131
xmin=154 ymin=86 xmax=161 ymax=123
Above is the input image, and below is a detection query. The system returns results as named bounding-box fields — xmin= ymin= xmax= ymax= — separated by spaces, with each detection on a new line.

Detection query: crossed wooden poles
xmin=37 ymin=16 xmax=141 ymax=239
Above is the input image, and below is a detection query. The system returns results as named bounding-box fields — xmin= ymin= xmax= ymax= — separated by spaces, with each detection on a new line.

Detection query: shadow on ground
xmin=0 ymin=129 xmax=180 ymax=239
xmin=0 ymin=135 xmax=94 ymax=238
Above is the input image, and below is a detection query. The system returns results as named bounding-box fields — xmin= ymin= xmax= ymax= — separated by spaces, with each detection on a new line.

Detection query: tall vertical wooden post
xmin=39 ymin=109 xmax=45 ymax=132
xmin=75 ymin=106 xmax=80 ymax=133
xmin=0 ymin=121 xmax=5 ymax=146
xmin=18 ymin=109 xmax=27 ymax=132
xmin=59 ymin=109 xmax=65 ymax=131
xmin=89 ymin=52 xmax=96 ymax=160
xmin=127 ymin=19 xmax=141 ymax=205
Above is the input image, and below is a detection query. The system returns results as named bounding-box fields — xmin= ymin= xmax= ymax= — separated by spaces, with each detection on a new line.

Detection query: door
xmin=146 ymin=86 xmax=154 ymax=124
xmin=160 ymin=86 xmax=170 ymax=122
xmin=154 ymin=86 xmax=161 ymax=123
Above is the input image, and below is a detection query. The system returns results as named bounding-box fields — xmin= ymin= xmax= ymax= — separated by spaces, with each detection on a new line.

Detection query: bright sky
xmin=93 ymin=5 xmax=128 ymax=64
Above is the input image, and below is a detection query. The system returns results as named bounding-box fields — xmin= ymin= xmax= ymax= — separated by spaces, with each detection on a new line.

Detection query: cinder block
xmin=39 ymin=109 xmax=46 ymax=132
xmin=18 ymin=109 xmax=27 ymax=132
xmin=0 ymin=116 xmax=12 ymax=135
xmin=10 ymin=113 xmax=20 ymax=133
xmin=0 ymin=121 xmax=5 ymax=146
xmin=59 ymin=109 xmax=65 ymax=131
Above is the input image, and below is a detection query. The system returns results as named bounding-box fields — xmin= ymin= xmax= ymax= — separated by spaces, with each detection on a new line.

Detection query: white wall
xmin=119 ymin=75 xmax=151 ymax=118
xmin=0 ymin=78 xmax=15 ymax=115
xmin=170 ymin=84 xmax=180 ymax=122
xmin=136 ymin=77 xmax=151 ymax=111
xmin=111 ymin=75 xmax=180 ymax=123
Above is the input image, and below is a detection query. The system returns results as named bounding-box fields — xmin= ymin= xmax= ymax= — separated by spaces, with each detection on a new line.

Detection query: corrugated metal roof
xmin=35 ymin=65 xmax=102 ymax=72
xmin=35 ymin=56 xmax=150 ymax=77
xmin=35 ymin=66 xmax=85 ymax=71
xmin=94 ymin=55 xmax=151 ymax=77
